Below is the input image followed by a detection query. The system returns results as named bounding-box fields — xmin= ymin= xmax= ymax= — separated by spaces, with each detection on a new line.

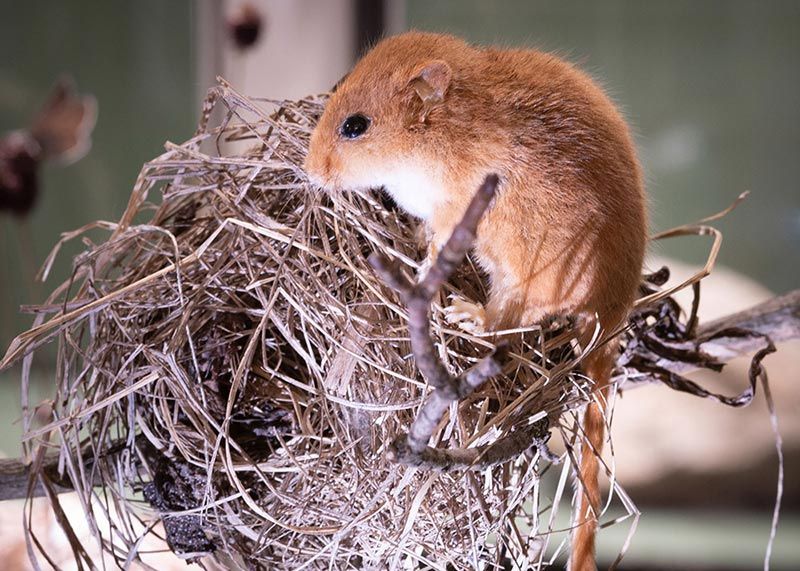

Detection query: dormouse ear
xmin=408 ymin=60 xmax=452 ymax=118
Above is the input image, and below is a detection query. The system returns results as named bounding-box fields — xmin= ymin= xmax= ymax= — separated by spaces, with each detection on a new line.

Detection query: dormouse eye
xmin=340 ymin=114 xmax=370 ymax=139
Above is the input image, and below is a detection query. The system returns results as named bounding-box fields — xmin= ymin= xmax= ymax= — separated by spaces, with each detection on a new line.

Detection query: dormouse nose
xmin=306 ymin=143 xmax=340 ymax=190
xmin=305 ymin=117 xmax=340 ymax=189
xmin=304 ymin=148 xmax=327 ymax=185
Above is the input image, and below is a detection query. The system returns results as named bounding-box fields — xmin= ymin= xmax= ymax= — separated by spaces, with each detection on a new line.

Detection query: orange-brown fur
xmin=305 ymin=32 xmax=647 ymax=570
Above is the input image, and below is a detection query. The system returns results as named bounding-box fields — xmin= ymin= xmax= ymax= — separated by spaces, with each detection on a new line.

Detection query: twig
xmin=370 ymin=174 xmax=552 ymax=472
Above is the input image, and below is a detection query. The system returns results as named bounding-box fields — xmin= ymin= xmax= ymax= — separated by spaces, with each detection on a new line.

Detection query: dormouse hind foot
xmin=443 ymin=295 xmax=486 ymax=334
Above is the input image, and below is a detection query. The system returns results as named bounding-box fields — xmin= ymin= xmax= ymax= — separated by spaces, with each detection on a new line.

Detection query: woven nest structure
xmin=2 ymin=81 xmax=762 ymax=570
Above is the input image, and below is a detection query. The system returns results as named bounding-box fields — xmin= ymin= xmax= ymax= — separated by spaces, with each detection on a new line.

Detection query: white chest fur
xmin=371 ymin=163 xmax=445 ymax=220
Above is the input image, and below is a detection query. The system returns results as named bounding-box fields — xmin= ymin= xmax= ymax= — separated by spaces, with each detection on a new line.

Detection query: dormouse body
xmin=305 ymin=31 xmax=647 ymax=570
xmin=305 ymin=31 xmax=646 ymax=334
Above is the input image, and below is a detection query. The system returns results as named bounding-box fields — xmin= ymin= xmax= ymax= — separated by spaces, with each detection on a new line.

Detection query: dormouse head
xmin=304 ymin=32 xmax=472 ymax=220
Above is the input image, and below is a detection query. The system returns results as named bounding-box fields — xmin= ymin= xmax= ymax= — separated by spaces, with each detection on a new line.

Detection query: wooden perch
xmin=620 ymin=289 xmax=799 ymax=402
xmin=676 ymin=289 xmax=797 ymax=365
xmin=0 ymin=456 xmax=74 ymax=501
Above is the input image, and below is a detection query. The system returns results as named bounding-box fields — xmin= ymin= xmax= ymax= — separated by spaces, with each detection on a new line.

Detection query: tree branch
xmin=0 ymin=456 xmax=73 ymax=501
xmin=620 ymin=289 xmax=798 ymax=390
xmin=696 ymin=289 xmax=799 ymax=358
xmin=371 ymin=174 xmax=553 ymax=472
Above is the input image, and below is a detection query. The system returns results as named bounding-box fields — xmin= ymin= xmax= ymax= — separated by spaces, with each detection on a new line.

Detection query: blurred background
xmin=0 ymin=1 xmax=797 ymax=569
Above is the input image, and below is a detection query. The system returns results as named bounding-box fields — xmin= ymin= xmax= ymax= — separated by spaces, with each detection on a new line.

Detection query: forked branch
xmin=369 ymin=174 xmax=551 ymax=472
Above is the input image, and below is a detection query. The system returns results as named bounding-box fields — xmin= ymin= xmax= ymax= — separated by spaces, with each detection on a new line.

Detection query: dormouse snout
xmin=303 ymin=151 xmax=327 ymax=188
xmin=304 ymin=130 xmax=335 ymax=189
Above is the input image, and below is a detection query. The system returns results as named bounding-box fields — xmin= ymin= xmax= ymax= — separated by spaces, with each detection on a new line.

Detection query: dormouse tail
xmin=569 ymin=349 xmax=614 ymax=571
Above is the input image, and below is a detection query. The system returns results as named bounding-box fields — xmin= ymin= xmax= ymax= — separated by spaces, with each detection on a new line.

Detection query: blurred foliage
xmin=0 ymin=0 xmax=195 ymax=350
xmin=0 ymin=0 xmax=195 ymax=453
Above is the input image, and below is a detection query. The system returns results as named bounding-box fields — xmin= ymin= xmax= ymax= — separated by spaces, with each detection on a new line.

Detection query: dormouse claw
xmin=443 ymin=295 xmax=487 ymax=334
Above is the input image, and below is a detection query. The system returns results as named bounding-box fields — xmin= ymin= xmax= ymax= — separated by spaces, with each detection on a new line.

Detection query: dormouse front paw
xmin=443 ymin=295 xmax=487 ymax=334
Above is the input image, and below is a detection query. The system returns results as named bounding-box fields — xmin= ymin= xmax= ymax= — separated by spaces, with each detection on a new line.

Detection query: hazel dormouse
xmin=305 ymin=31 xmax=647 ymax=571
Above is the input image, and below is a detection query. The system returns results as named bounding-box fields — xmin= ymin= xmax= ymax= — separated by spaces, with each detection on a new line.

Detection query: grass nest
xmin=1 ymin=80 xmax=755 ymax=570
